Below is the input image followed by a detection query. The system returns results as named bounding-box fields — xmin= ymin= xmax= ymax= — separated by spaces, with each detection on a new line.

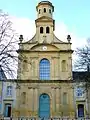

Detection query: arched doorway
xmin=78 ymin=104 xmax=84 ymax=117
xmin=39 ymin=93 xmax=50 ymax=118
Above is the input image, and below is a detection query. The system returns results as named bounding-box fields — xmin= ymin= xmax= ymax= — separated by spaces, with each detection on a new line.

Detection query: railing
xmin=1 ymin=117 xmax=90 ymax=120
xmin=8 ymin=117 xmax=90 ymax=120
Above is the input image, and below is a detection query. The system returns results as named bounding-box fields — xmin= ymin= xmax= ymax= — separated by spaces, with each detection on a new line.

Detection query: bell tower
xmin=35 ymin=1 xmax=55 ymax=43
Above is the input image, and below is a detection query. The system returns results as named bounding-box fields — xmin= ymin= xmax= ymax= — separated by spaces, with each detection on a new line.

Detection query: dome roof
xmin=36 ymin=1 xmax=54 ymax=12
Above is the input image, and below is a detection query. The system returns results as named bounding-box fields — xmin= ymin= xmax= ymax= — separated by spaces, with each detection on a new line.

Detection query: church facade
xmin=13 ymin=1 xmax=75 ymax=119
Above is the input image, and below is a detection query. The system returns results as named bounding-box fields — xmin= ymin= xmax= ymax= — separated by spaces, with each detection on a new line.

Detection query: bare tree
xmin=74 ymin=39 xmax=90 ymax=82
xmin=0 ymin=10 xmax=18 ymax=79
xmin=74 ymin=40 xmax=90 ymax=71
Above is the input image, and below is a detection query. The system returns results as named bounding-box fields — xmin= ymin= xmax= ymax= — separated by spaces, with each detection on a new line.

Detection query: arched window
xmin=49 ymin=9 xmax=51 ymax=13
xmin=39 ymin=59 xmax=50 ymax=80
xmin=40 ymin=27 xmax=43 ymax=33
xmin=39 ymin=9 xmax=41 ymax=14
xmin=44 ymin=8 xmax=46 ymax=13
xmin=62 ymin=60 xmax=66 ymax=72
xmin=46 ymin=27 xmax=50 ymax=33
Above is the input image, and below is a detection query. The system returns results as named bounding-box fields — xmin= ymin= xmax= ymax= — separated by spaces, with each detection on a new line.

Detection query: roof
xmin=35 ymin=16 xmax=54 ymax=22
xmin=72 ymin=71 xmax=90 ymax=82
xmin=36 ymin=1 xmax=54 ymax=12
xmin=0 ymin=67 xmax=7 ymax=80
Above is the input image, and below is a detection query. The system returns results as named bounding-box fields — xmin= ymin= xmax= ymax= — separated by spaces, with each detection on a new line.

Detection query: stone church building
xmin=13 ymin=1 xmax=75 ymax=119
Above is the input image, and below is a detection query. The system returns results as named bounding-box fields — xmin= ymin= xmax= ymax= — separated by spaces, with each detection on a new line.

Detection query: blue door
xmin=39 ymin=94 xmax=50 ymax=118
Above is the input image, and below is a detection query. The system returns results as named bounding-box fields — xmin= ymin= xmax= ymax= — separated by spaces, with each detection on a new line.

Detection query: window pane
xmin=76 ymin=88 xmax=83 ymax=97
xmin=39 ymin=59 xmax=50 ymax=80
xmin=7 ymin=86 xmax=12 ymax=96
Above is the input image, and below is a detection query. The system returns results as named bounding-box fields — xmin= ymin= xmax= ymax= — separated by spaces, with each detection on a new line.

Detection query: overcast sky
xmin=0 ymin=0 xmax=89 ymax=63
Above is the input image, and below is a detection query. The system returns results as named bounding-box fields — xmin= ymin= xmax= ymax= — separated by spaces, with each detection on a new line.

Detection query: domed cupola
xmin=36 ymin=1 xmax=54 ymax=18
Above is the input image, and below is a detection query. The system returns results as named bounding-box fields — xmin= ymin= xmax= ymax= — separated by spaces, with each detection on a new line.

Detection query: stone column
xmin=13 ymin=85 xmax=21 ymax=117
xmin=16 ymin=85 xmax=21 ymax=109
xmin=51 ymin=58 xmax=55 ymax=80
xmin=32 ymin=88 xmax=34 ymax=112
xmin=68 ymin=56 xmax=72 ymax=79
xmin=28 ymin=88 xmax=34 ymax=112
xmin=35 ymin=58 xmax=38 ymax=79
xmin=51 ymin=57 xmax=60 ymax=80
xmin=31 ymin=57 xmax=38 ymax=79
xmin=56 ymin=87 xmax=60 ymax=112
xmin=34 ymin=88 xmax=38 ymax=115
xmin=51 ymin=87 xmax=56 ymax=113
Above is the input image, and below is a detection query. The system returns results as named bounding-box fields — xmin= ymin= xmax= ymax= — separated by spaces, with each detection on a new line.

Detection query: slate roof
xmin=73 ymin=71 xmax=90 ymax=82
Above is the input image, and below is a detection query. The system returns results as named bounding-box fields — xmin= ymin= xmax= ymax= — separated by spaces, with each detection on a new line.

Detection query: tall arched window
xmin=39 ymin=9 xmax=41 ymax=14
xmin=46 ymin=27 xmax=50 ymax=33
xmin=40 ymin=27 xmax=43 ymax=33
xmin=44 ymin=8 xmax=46 ymax=13
xmin=39 ymin=59 xmax=50 ymax=80
xmin=62 ymin=60 xmax=66 ymax=72
xmin=49 ymin=9 xmax=51 ymax=13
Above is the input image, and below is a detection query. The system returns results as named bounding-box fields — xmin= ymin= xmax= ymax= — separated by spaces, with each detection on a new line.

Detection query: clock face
xmin=42 ymin=46 xmax=47 ymax=50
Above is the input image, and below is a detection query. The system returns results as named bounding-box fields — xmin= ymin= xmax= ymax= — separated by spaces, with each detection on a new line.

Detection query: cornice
xmin=1 ymin=79 xmax=73 ymax=83
xmin=17 ymin=49 xmax=73 ymax=53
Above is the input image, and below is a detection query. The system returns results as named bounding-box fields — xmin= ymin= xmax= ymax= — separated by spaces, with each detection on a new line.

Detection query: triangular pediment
xmin=35 ymin=16 xmax=54 ymax=22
